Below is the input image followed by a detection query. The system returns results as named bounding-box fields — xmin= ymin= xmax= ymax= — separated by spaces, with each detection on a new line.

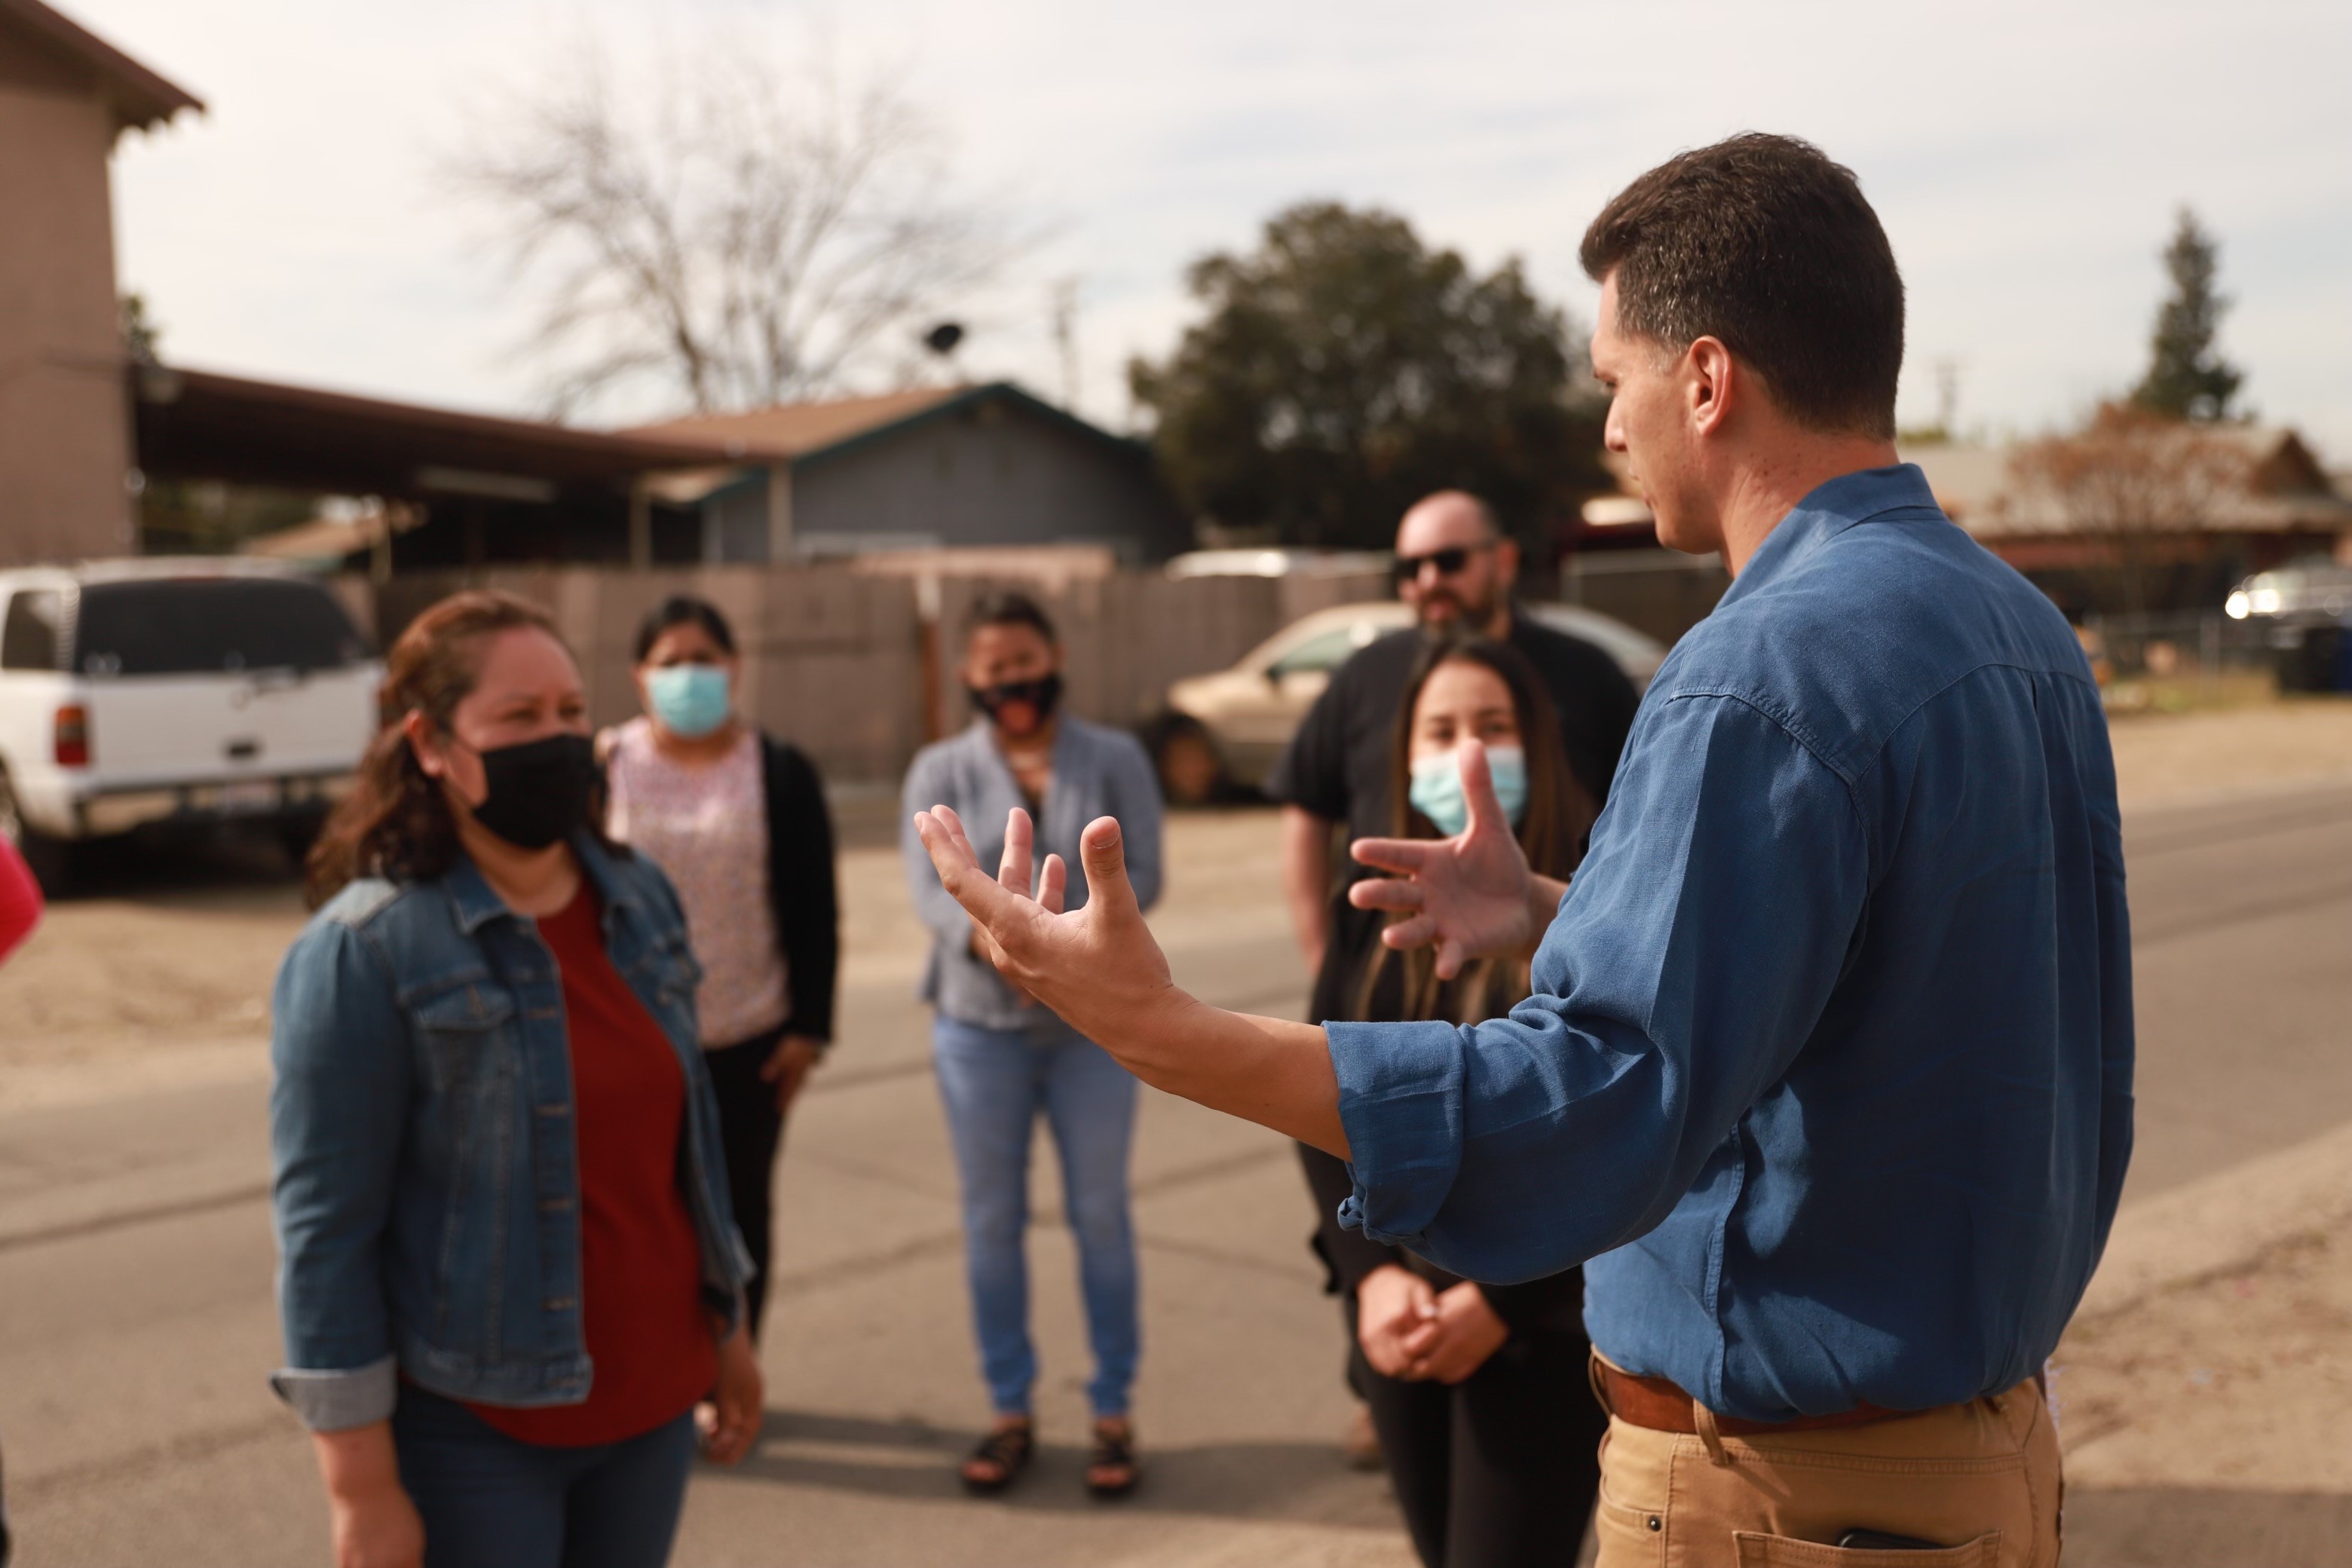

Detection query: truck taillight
xmin=55 ymin=704 xmax=90 ymax=767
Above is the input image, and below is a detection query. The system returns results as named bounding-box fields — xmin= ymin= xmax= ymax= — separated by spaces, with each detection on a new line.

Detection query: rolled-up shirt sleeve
xmin=1329 ymin=693 xmax=1870 ymax=1285
xmin=268 ymin=919 xmax=411 ymax=1430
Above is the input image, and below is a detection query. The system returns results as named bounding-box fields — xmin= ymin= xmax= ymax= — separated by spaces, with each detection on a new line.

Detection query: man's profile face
xmin=1592 ymin=274 xmax=1710 ymax=556
xmin=1395 ymin=495 xmax=1515 ymax=633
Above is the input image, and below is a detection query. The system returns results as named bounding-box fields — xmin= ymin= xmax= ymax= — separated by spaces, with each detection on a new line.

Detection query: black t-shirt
xmin=1268 ymin=612 xmax=1640 ymax=1025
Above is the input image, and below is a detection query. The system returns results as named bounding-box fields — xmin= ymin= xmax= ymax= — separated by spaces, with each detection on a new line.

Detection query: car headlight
xmin=2225 ymin=590 xmax=2249 ymax=620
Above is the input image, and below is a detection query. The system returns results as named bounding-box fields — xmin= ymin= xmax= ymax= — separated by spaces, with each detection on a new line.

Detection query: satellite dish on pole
xmin=923 ymin=322 xmax=966 ymax=359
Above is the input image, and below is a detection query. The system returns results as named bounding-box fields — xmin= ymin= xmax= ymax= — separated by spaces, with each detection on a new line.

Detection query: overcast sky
xmin=74 ymin=0 xmax=2352 ymax=459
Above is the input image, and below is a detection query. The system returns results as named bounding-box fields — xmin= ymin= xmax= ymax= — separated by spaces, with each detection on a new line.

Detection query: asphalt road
xmin=2 ymin=780 xmax=2347 ymax=1567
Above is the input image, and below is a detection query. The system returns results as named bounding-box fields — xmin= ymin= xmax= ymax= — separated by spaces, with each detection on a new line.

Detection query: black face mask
xmin=464 ymin=732 xmax=600 ymax=850
xmin=967 ymin=672 xmax=1064 ymax=736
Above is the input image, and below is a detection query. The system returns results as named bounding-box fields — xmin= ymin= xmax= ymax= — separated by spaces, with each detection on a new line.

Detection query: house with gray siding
xmin=629 ymin=382 xmax=1190 ymax=566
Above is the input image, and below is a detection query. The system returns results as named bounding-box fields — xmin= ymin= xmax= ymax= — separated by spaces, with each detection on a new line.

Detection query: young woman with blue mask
xmin=604 ymin=596 xmax=839 ymax=1346
xmin=1296 ymin=635 xmax=1603 ymax=1568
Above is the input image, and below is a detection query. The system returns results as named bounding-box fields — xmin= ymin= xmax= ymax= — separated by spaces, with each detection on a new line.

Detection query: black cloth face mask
xmin=967 ymin=672 xmax=1064 ymax=736
xmin=464 ymin=732 xmax=600 ymax=850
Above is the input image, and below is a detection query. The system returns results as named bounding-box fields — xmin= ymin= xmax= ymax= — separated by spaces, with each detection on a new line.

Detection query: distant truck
xmin=0 ymin=559 xmax=381 ymax=888
xmin=2224 ymin=556 xmax=2352 ymax=693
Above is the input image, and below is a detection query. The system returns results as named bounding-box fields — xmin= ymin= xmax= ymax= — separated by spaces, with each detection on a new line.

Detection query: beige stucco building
xmin=0 ymin=0 xmax=198 ymax=565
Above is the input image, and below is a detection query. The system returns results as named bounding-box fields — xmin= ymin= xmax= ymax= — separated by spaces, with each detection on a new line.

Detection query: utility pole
xmin=1050 ymin=277 xmax=1082 ymax=410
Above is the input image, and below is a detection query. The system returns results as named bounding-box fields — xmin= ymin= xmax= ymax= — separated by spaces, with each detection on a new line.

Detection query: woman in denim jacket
xmin=900 ymin=591 xmax=1164 ymax=1499
xmin=271 ymin=591 xmax=759 ymax=1568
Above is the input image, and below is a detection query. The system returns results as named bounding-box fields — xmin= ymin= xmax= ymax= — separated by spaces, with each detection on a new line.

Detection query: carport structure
xmin=131 ymin=365 xmax=734 ymax=570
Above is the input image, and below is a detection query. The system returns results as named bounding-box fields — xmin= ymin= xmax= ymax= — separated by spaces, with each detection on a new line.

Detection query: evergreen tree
xmin=2131 ymin=209 xmax=2243 ymax=422
xmin=1129 ymin=203 xmax=1606 ymax=552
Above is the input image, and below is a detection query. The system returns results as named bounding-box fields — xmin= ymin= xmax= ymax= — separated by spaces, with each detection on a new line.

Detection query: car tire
xmin=1138 ymin=712 xmax=1230 ymax=807
xmin=275 ymin=810 xmax=329 ymax=873
xmin=0 ymin=767 xmax=75 ymax=896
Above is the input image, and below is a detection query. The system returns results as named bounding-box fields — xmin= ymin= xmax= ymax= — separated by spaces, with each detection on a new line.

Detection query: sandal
xmin=1086 ymin=1418 xmax=1141 ymax=1499
xmin=960 ymin=1419 xmax=1034 ymax=1496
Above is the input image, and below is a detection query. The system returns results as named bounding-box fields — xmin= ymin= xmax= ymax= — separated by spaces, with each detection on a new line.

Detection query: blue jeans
xmin=932 ymin=1015 xmax=1141 ymax=1419
xmin=391 ymin=1386 xmax=697 ymax=1568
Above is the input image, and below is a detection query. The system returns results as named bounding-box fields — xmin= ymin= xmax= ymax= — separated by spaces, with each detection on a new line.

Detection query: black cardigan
xmin=759 ymin=737 xmax=840 ymax=1044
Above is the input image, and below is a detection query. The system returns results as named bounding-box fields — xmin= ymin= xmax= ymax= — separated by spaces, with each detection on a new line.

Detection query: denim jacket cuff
xmin=271 ymin=1355 xmax=399 ymax=1431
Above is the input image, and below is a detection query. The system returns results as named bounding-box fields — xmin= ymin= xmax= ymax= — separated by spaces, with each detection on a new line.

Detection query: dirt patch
xmin=2106 ymin=698 xmax=2352 ymax=810
xmin=2058 ymin=1229 xmax=2352 ymax=1493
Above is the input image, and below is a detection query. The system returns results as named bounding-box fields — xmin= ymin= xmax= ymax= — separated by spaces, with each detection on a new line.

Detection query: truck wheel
xmin=1138 ymin=712 xmax=1228 ymax=807
xmin=276 ymin=811 xmax=329 ymax=871
xmin=0 ymin=769 xmax=75 ymax=895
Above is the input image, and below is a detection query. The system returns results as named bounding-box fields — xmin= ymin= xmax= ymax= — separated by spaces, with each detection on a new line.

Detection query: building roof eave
xmin=0 ymin=0 xmax=204 ymax=130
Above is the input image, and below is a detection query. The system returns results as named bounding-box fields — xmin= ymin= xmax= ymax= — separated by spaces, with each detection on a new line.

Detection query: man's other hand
xmin=913 ymin=804 xmax=1181 ymax=1047
xmin=1346 ymin=739 xmax=1546 ymax=979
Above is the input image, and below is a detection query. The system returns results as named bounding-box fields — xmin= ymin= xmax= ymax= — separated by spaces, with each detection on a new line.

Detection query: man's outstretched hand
xmin=914 ymin=803 xmax=1349 ymax=1156
xmin=1346 ymin=739 xmax=1561 ymax=979
xmin=913 ymin=804 xmax=1184 ymax=1049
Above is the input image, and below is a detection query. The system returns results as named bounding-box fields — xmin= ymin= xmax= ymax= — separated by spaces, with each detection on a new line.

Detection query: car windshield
xmin=73 ymin=579 xmax=372 ymax=677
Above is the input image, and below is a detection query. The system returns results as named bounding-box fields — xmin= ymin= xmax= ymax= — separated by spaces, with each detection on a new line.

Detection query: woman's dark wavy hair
xmin=305 ymin=590 xmax=602 ymax=908
xmin=633 ymin=594 xmax=737 ymax=663
xmin=1360 ymin=635 xmax=1597 ymax=1025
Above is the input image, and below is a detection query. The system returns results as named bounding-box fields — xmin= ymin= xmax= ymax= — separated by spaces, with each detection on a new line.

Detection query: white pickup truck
xmin=0 ymin=559 xmax=381 ymax=887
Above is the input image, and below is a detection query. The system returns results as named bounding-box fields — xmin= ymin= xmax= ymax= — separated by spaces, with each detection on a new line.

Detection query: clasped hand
xmin=1346 ymin=739 xmax=1553 ymax=978
xmin=1356 ymin=1263 xmax=1510 ymax=1385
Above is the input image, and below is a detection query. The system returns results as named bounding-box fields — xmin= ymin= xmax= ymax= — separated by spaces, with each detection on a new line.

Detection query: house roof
xmin=628 ymin=387 xmax=964 ymax=461
xmin=624 ymin=381 xmax=1147 ymax=467
xmin=1903 ymin=427 xmax=2352 ymax=540
xmin=133 ymin=365 xmax=728 ymax=497
xmin=0 ymin=0 xmax=203 ymax=130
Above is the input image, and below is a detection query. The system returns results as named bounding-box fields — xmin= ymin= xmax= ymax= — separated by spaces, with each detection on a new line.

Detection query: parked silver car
xmin=1147 ymin=602 xmax=1664 ymax=802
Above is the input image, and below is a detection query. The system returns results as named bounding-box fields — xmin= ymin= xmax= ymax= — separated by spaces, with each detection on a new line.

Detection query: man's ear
xmin=1686 ymin=335 xmax=1738 ymax=437
xmin=1493 ymin=537 xmax=1521 ymax=586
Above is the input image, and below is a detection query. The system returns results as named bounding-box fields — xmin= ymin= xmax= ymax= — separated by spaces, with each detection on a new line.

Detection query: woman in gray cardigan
xmin=900 ymin=592 xmax=1164 ymax=1501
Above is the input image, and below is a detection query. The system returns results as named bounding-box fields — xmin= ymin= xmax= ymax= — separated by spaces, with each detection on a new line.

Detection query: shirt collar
xmin=443 ymin=833 xmax=636 ymax=934
xmin=1716 ymin=463 xmax=1943 ymax=610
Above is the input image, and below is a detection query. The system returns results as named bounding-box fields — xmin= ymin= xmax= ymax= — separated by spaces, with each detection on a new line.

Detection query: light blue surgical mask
xmin=645 ymin=663 xmax=733 ymax=739
xmin=1407 ymin=745 xmax=1528 ymax=836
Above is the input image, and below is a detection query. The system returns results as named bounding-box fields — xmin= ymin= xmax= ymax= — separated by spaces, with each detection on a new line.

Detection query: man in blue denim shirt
xmin=917 ymin=135 xmax=2127 ymax=1565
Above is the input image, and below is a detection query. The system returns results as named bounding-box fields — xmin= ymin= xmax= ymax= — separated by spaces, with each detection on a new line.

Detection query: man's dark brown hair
xmin=1580 ymin=133 xmax=1904 ymax=439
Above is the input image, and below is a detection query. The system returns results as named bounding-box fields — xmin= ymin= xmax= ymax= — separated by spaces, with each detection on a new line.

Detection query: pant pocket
xmin=1593 ymin=1445 xmax=1667 ymax=1568
xmin=1593 ymin=1496 xmax=1667 ymax=1567
xmin=1732 ymin=1530 xmax=2001 ymax=1566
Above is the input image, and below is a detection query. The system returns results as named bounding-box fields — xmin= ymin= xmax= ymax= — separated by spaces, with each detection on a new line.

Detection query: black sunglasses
xmin=1393 ymin=542 xmax=1494 ymax=581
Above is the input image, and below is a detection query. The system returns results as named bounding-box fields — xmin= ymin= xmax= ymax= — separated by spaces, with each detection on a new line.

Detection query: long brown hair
xmin=305 ymin=590 xmax=582 ymax=908
xmin=1361 ymin=635 xmax=1597 ymax=1024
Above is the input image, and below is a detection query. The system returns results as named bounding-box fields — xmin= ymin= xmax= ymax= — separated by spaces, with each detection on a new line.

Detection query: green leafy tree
xmin=1129 ymin=203 xmax=1606 ymax=552
xmin=2131 ymin=210 xmax=2243 ymax=422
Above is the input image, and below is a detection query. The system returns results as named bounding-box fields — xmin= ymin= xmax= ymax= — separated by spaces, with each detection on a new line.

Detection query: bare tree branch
xmin=446 ymin=31 xmax=1013 ymax=418
xmin=2010 ymin=401 xmax=2252 ymax=620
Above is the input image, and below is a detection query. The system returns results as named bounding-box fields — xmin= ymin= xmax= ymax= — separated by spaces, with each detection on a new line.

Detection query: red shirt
xmin=470 ymin=881 xmax=716 ymax=1446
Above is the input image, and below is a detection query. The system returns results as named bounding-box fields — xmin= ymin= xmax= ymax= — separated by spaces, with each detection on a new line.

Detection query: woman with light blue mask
xmin=603 ymin=596 xmax=840 ymax=1349
xmin=1295 ymin=634 xmax=1604 ymax=1568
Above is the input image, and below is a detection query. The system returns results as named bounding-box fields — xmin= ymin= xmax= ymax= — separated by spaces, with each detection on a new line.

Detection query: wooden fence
xmin=357 ymin=564 xmax=1388 ymax=786
xmin=353 ymin=556 xmax=1725 ymax=788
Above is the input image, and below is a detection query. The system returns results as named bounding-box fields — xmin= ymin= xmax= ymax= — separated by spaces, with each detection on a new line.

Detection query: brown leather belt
xmin=1591 ymin=1357 xmax=1913 ymax=1438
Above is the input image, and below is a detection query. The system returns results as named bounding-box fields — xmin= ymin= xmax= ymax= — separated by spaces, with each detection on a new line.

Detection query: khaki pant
xmin=1591 ymin=1377 xmax=2061 ymax=1567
